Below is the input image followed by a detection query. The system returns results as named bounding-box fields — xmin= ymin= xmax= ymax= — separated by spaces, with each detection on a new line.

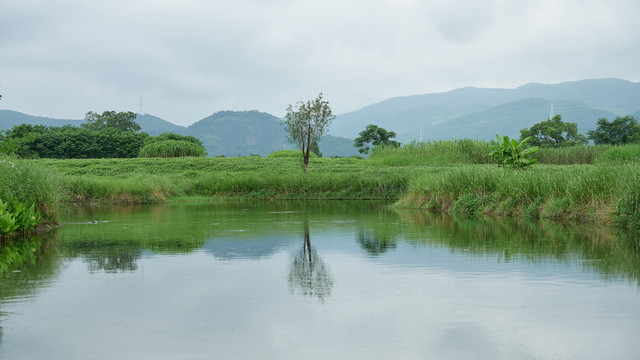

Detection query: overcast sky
xmin=1 ymin=0 xmax=639 ymax=126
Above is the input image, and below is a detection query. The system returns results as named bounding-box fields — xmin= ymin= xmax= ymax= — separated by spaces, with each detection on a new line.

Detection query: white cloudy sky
xmin=1 ymin=0 xmax=639 ymax=126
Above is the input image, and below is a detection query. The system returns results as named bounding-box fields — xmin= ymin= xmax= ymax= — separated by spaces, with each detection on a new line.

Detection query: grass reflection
xmin=396 ymin=210 xmax=640 ymax=285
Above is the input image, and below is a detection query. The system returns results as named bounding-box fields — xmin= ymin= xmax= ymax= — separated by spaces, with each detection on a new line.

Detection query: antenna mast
xmin=138 ymin=95 xmax=144 ymax=115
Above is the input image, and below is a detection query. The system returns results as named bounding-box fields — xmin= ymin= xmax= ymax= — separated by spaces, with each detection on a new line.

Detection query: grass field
xmin=37 ymin=156 xmax=424 ymax=204
xmin=4 ymin=140 xmax=639 ymax=229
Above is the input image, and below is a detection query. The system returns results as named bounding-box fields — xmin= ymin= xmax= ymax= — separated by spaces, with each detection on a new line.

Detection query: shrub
xmin=139 ymin=140 xmax=206 ymax=158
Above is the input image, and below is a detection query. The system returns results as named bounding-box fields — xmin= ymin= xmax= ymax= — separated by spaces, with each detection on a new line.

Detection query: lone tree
xmin=353 ymin=124 xmax=400 ymax=154
xmin=82 ymin=111 xmax=141 ymax=132
xmin=587 ymin=115 xmax=640 ymax=145
xmin=520 ymin=114 xmax=587 ymax=148
xmin=283 ymin=93 xmax=335 ymax=173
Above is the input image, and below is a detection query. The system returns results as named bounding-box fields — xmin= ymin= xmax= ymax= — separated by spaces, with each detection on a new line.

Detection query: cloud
xmin=0 ymin=0 xmax=639 ymax=125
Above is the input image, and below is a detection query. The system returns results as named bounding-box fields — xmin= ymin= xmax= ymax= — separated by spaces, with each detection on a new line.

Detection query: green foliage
xmin=400 ymin=164 xmax=640 ymax=225
xmin=587 ymin=116 xmax=640 ymax=145
xmin=353 ymin=124 xmax=400 ymax=155
xmin=0 ymin=155 xmax=61 ymax=220
xmin=489 ymin=135 xmax=539 ymax=168
xmin=147 ymin=132 xmax=204 ymax=147
xmin=267 ymin=150 xmax=319 ymax=158
xmin=139 ymin=140 xmax=206 ymax=158
xmin=520 ymin=115 xmax=588 ymax=148
xmin=368 ymin=139 xmax=495 ymax=166
xmin=597 ymin=144 xmax=640 ymax=163
xmin=0 ymin=198 xmax=42 ymax=239
xmin=0 ymin=129 xmax=17 ymax=155
xmin=283 ymin=93 xmax=335 ymax=173
xmin=4 ymin=124 xmax=149 ymax=158
xmin=82 ymin=111 xmax=141 ymax=132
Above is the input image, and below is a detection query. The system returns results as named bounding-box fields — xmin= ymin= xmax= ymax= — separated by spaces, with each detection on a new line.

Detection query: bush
xmin=139 ymin=140 xmax=206 ymax=158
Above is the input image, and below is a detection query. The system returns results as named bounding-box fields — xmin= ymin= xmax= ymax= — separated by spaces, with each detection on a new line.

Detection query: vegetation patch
xmin=397 ymin=164 xmax=640 ymax=227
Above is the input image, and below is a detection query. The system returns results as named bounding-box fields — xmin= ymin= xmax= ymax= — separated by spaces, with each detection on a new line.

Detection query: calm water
xmin=1 ymin=201 xmax=639 ymax=359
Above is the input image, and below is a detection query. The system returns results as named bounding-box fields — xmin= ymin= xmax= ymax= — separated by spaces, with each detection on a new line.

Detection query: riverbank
xmin=37 ymin=156 xmax=423 ymax=203
xmin=5 ymin=150 xmax=640 ymax=230
xmin=396 ymin=164 xmax=640 ymax=227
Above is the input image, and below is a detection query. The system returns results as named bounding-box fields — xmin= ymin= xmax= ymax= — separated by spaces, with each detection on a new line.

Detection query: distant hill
xmin=5 ymin=78 xmax=637 ymax=154
xmin=0 ymin=109 xmax=359 ymax=157
xmin=332 ymin=78 xmax=640 ymax=141
xmin=135 ymin=114 xmax=190 ymax=136
xmin=0 ymin=110 xmax=82 ymax=128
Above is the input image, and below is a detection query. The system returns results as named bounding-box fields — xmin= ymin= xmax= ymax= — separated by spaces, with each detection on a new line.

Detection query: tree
xmin=282 ymin=93 xmax=335 ymax=173
xmin=82 ymin=111 xmax=141 ymax=132
xmin=353 ymin=124 xmax=400 ymax=154
xmin=587 ymin=116 xmax=640 ymax=145
xmin=520 ymin=115 xmax=587 ymax=148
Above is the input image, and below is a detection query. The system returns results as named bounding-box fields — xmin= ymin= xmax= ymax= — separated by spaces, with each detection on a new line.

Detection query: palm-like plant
xmin=489 ymin=135 xmax=539 ymax=168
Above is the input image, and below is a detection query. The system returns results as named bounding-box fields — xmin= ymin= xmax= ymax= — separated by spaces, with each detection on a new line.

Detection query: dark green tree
xmin=353 ymin=124 xmax=400 ymax=154
xmin=82 ymin=111 xmax=141 ymax=132
xmin=282 ymin=93 xmax=335 ymax=173
xmin=520 ymin=115 xmax=587 ymax=148
xmin=587 ymin=116 xmax=640 ymax=145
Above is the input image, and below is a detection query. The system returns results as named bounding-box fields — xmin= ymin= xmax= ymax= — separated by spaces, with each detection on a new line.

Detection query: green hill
xmin=425 ymin=98 xmax=616 ymax=141
xmin=134 ymin=114 xmax=190 ymax=136
xmin=0 ymin=110 xmax=82 ymax=129
xmin=332 ymin=78 xmax=640 ymax=141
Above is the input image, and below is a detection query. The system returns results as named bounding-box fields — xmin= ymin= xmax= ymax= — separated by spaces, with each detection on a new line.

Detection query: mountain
xmin=3 ymin=78 xmax=638 ymax=153
xmin=134 ymin=114 xmax=190 ymax=136
xmin=332 ymin=78 xmax=640 ymax=141
xmin=0 ymin=109 xmax=359 ymax=157
xmin=187 ymin=110 xmax=285 ymax=156
xmin=0 ymin=110 xmax=82 ymax=128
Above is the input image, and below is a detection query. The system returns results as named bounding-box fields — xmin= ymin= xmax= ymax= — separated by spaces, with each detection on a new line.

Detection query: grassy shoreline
xmin=396 ymin=164 xmax=640 ymax=227
xmin=4 ymin=141 xmax=640 ymax=230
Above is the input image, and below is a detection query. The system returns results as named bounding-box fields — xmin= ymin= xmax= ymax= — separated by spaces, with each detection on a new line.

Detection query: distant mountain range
xmin=332 ymin=78 xmax=640 ymax=142
xmin=0 ymin=109 xmax=360 ymax=157
xmin=2 ymin=78 xmax=639 ymax=155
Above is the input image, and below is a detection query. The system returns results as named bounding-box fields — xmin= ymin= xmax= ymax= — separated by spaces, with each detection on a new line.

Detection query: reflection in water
xmin=357 ymin=228 xmax=397 ymax=256
xmin=0 ymin=234 xmax=62 ymax=348
xmin=288 ymin=217 xmax=334 ymax=301
xmin=397 ymin=210 xmax=640 ymax=285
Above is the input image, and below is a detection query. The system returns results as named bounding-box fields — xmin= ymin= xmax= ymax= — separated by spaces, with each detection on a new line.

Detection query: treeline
xmin=0 ymin=111 xmax=205 ymax=159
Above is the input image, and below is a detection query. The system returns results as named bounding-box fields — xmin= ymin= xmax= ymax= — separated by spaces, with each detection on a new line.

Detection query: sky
xmin=1 ymin=0 xmax=639 ymax=126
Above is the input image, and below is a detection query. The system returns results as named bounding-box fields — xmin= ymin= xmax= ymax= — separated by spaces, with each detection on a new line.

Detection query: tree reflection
xmin=357 ymin=229 xmax=397 ymax=256
xmin=288 ymin=217 xmax=334 ymax=301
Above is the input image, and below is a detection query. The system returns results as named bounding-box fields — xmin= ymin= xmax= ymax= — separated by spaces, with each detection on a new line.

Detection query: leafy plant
xmin=489 ymin=135 xmax=539 ymax=168
xmin=0 ymin=198 xmax=42 ymax=239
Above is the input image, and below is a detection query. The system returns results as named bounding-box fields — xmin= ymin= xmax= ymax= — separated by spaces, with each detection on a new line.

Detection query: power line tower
xmin=138 ymin=95 xmax=144 ymax=115
xmin=549 ymin=102 xmax=554 ymax=119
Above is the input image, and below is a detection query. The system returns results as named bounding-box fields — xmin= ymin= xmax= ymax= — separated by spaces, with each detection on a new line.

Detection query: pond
xmin=1 ymin=201 xmax=639 ymax=359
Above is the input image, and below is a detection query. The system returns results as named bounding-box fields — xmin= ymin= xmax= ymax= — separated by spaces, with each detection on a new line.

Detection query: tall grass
xmin=398 ymin=164 xmax=640 ymax=225
xmin=40 ymin=157 xmax=419 ymax=203
xmin=597 ymin=144 xmax=640 ymax=163
xmin=0 ymin=155 xmax=61 ymax=220
xmin=139 ymin=140 xmax=206 ymax=158
xmin=370 ymin=140 xmax=639 ymax=165
xmin=369 ymin=140 xmax=495 ymax=166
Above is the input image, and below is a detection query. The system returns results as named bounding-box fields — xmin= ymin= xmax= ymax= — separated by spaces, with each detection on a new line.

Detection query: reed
xmin=368 ymin=139 xmax=495 ymax=166
xmin=0 ymin=155 xmax=61 ymax=220
xmin=398 ymin=164 xmax=640 ymax=225
xmin=139 ymin=140 xmax=206 ymax=158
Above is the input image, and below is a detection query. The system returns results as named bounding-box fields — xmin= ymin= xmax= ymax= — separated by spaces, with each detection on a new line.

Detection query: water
xmin=1 ymin=201 xmax=639 ymax=359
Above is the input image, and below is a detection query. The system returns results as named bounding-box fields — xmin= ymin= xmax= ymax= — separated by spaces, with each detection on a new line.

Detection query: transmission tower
xmin=138 ymin=95 xmax=144 ymax=115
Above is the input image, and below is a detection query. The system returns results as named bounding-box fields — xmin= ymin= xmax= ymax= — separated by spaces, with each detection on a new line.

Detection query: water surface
xmin=1 ymin=201 xmax=639 ymax=359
